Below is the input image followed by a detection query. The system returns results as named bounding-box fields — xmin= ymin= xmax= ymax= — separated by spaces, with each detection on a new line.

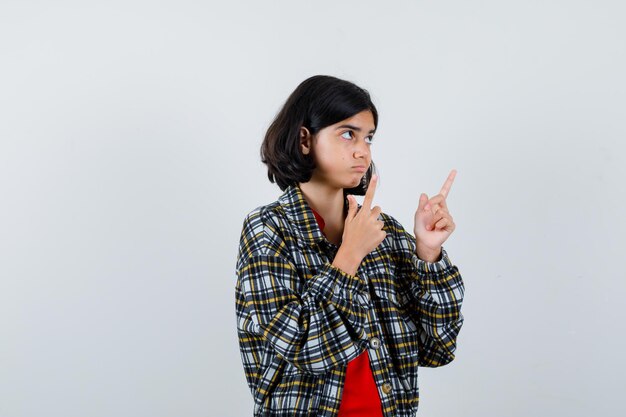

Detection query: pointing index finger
xmin=439 ymin=169 xmax=457 ymax=198
xmin=362 ymin=174 xmax=378 ymax=211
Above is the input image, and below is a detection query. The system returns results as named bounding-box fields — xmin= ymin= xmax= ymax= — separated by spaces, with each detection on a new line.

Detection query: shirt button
xmin=369 ymin=337 xmax=381 ymax=349
xmin=382 ymin=382 xmax=393 ymax=394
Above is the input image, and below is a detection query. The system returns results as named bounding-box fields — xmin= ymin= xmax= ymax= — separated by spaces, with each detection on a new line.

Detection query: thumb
xmin=346 ymin=195 xmax=357 ymax=221
xmin=417 ymin=193 xmax=429 ymax=212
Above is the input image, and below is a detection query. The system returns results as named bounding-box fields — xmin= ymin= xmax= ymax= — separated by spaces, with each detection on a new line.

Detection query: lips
xmin=352 ymin=166 xmax=367 ymax=172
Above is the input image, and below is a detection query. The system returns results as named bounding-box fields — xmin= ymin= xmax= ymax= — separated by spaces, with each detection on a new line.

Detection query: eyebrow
xmin=335 ymin=124 xmax=376 ymax=134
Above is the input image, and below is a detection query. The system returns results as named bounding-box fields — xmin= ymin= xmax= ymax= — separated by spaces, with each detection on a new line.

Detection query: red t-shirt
xmin=310 ymin=207 xmax=384 ymax=417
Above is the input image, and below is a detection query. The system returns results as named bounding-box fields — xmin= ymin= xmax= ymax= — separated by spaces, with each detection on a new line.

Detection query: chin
xmin=347 ymin=178 xmax=361 ymax=188
xmin=335 ymin=174 xmax=362 ymax=189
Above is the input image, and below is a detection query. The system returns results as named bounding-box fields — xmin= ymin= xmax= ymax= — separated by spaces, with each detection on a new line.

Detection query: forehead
xmin=332 ymin=110 xmax=376 ymax=131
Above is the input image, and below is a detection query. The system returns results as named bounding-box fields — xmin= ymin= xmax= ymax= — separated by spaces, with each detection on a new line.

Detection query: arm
xmin=386 ymin=214 xmax=465 ymax=367
xmin=235 ymin=210 xmax=370 ymax=376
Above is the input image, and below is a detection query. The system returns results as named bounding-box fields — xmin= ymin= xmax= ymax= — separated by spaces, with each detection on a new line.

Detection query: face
xmin=300 ymin=110 xmax=376 ymax=189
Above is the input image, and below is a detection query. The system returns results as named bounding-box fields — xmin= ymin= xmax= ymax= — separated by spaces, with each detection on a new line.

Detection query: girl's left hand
xmin=413 ymin=169 xmax=457 ymax=260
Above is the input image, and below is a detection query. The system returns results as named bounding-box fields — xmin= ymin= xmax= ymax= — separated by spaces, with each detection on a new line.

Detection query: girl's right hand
xmin=342 ymin=174 xmax=387 ymax=261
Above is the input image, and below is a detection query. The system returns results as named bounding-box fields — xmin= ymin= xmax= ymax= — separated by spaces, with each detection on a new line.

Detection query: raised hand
xmin=413 ymin=169 xmax=457 ymax=261
xmin=342 ymin=174 xmax=387 ymax=261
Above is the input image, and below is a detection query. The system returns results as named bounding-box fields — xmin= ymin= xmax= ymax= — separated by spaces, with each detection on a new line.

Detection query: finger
xmin=429 ymin=210 xmax=451 ymax=226
xmin=439 ymin=169 xmax=457 ymax=199
xmin=417 ymin=193 xmax=429 ymax=212
xmin=426 ymin=194 xmax=446 ymax=207
xmin=438 ymin=216 xmax=455 ymax=231
xmin=362 ymin=174 xmax=378 ymax=211
xmin=429 ymin=212 xmax=453 ymax=230
xmin=434 ymin=217 xmax=450 ymax=230
xmin=424 ymin=194 xmax=447 ymax=212
xmin=346 ymin=195 xmax=357 ymax=220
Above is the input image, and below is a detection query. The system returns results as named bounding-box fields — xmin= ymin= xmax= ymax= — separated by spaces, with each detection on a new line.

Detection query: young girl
xmin=234 ymin=75 xmax=464 ymax=417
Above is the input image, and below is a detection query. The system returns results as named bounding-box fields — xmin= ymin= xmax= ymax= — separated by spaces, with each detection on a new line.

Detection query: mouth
xmin=352 ymin=166 xmax=367 ymax=172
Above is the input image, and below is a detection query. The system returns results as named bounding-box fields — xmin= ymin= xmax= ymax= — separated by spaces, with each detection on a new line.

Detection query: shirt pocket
xmin=266 ymin=368 xmax=320 ymax=416
xmin=369 ymin=275 xmax=420 ymax=403
xmin=369 ymin=274 xmax=419 ymax=359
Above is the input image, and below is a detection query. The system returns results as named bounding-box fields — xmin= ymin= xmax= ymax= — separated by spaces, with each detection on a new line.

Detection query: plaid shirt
xmin=235 ymin=184 xmax=464 ymax=417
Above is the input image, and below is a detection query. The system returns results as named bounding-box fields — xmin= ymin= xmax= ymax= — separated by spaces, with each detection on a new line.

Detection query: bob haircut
xmin=261 ymin=75 xmax=379 ymax=199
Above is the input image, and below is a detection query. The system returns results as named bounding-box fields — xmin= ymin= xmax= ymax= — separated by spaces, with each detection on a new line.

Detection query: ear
xmin=300 ymin=126 xmax=312 ymax=155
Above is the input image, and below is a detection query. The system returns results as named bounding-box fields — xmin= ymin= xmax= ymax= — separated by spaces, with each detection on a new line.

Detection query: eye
xmin=341 ymin=131 xmax=374 ymax=145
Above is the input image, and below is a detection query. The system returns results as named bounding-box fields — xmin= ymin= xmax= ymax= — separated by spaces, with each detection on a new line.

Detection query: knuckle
xmin=432 ymin=194 xmax=445 ymax=203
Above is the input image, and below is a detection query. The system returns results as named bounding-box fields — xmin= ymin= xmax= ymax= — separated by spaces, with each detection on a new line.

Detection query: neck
xmin=297 ymin=179 xmax=346 ymax=226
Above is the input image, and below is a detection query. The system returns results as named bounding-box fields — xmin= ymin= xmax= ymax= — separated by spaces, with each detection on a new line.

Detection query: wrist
xmin=415 ymin=243 xmax=441 ymax=263
xmin=332 ymin=244 xmax=363 ymax=276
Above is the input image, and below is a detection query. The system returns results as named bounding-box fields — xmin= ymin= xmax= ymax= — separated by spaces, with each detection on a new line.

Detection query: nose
xmin=353 ymin=137 xmax=370 ymax=160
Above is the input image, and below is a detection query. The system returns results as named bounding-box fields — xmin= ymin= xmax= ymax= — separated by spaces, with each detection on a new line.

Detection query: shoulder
xmin=241 ymin=200 xmax=278 ymax=232
xmin=378 ymin=211 xmax=408 ymax=237
xmin=377 ymin=211 xmax=416 ymax=253
xmin=238 ymin=198 xmax=290 ymax=259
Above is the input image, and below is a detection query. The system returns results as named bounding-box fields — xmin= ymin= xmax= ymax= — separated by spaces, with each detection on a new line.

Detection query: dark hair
xmin=260 ymin=75 xmax=379 ymax=197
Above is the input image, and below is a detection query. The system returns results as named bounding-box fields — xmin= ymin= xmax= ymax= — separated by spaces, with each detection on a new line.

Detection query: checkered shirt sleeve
xmin=235 ymin=209 xmax=371 ymax=381
xmin=384 ymin=213 xmax=465 ymax=368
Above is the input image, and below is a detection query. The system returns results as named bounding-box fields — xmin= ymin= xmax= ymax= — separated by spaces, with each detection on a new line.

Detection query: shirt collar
xmin=310 ymin=207 xmax=326 ymax=232
xmin=278 ymin=183 xmax=362 ymax=247
xmin=278 ymin=184 xmax=325 ymax=246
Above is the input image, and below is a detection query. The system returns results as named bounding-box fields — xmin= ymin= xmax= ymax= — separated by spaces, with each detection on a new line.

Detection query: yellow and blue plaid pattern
xmin=235 ymin=183 xmax=464 ymax=416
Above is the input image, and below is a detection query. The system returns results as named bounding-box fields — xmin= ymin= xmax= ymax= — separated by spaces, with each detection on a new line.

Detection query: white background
xmin=1 ymin=1 xmax=625 ymax=416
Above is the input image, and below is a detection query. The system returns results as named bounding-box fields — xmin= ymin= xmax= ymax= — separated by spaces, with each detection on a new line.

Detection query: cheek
xmin=313 ymin=153 xmax=334 ymax=171
xmin=316 ymin=145 xmax=342 ymax=165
